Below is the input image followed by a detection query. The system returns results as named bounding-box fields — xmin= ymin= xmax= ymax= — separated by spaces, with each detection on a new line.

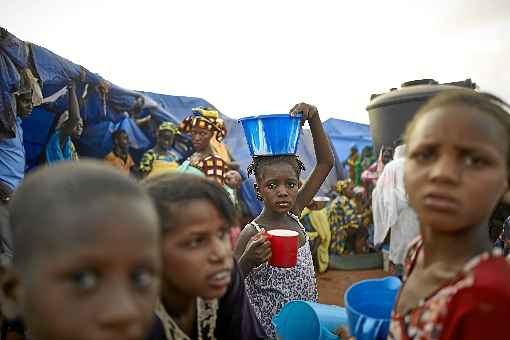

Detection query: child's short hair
xmin=9 ymin=160 xmax=154 ymax=269
xmin=143 ymin=173 xmax=237 ymax=231
xmin=404 ymin=89 xmax=510 ymax=166
xmin=247 ymin=155 xmax=306 ymax=181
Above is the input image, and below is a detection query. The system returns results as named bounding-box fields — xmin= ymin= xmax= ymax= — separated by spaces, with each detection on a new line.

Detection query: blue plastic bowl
xmin=344 ymin=276 xmax=401 ymax=340
xmin=273 ymin=300 xmax=349 ymax=340
xmin=239 ymin=114 xmax=302 ymax=156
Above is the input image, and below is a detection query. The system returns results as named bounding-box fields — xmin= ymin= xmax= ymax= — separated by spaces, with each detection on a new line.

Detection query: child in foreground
xmin=0 ymin=161 xmax=162 ymax=340
xmin=389 ymin=90 xmax=510 ymax=338
xmin=143 ymin=173 xmax=266 ymax=340
xmin=234 ymin=103 xmax=334 ymax=339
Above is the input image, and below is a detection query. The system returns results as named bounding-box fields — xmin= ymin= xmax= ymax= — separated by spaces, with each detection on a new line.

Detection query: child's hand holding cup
xmin=243 ymin=228 xmax=272 ymax=268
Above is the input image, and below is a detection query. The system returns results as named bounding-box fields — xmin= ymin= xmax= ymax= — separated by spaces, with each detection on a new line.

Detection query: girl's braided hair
xmin=247 ymin=155 xmax=306 ymax=181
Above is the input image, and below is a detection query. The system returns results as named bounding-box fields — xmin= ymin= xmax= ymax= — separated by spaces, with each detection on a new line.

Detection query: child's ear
xmin=0 ymin=265 xmax=23 ymax=320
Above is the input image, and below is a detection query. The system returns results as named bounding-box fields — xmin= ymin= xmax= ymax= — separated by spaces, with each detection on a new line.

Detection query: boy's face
xmin=72 ymin=118 xmax=84 ymax=139
xmin=161 ymin=199 xmax=233 ymax=301
xmin=15 ymin=90 xmax=33 ymax=118
xmin=6 ymin=201 xmax=161 ymax=340
xmin=114 ymin=132 xmax=130 ymax=150
xmin=405 ymin=104 xmax=510 ymax=233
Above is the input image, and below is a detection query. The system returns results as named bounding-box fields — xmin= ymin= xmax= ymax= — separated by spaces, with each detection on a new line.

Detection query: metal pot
xmin=366 ymin=79 xmax=476 ymax=152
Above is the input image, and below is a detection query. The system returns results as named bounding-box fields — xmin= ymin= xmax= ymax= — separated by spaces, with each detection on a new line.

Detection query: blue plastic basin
xmin=273 ymin=300 xmax=348 ymax=340
xmin=344 ymin=276 xmax=401 ymax=340
xmin=239 ymin=114 xmax=302 ymax=156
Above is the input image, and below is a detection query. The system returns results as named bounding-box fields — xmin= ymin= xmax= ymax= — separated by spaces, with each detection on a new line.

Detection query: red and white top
xmin=389 ymin=238 xmax=510 ymax=340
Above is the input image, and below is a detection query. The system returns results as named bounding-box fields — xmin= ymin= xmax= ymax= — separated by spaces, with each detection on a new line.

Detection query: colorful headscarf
xmin=335 ymin=179 xmax=352 ymax=194
xmin=179 ymin=107 xmax=227 ymax=142
xmin=158 ymin=121 xmax=180 ymax=135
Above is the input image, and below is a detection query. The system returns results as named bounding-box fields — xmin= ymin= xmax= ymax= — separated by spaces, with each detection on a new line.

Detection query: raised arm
xmin=60 ymin=81 xmax=82 ymax=140
xmin=290 ymin=103 xmax=334 ymax=215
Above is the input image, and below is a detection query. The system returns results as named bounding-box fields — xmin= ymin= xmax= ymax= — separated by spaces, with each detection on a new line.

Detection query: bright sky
xmin=2 ymin=0 xmax=510 ymax=123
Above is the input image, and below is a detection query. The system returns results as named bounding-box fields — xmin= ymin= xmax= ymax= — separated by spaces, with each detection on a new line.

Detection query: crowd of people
xmin=1 ymin=55 xmax=510 ymax=339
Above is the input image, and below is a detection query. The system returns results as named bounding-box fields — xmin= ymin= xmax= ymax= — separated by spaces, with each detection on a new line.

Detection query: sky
xmin=2 ymin=0 xmax=510 ymax=123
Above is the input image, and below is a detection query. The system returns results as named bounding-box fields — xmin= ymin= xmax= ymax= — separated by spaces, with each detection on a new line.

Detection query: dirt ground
xmin=317 ymin=269 xmax=388 ymax=306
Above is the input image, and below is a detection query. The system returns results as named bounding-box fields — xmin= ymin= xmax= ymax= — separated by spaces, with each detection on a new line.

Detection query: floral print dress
xmin=389 ymin=238 xmax=510 ymax=339
xmin=244 ymin=213 xmax=318 ymax=339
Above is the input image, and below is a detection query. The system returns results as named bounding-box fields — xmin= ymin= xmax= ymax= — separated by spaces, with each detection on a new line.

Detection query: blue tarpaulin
xmin=323 ymin=118 xmax=372 ymax=167
xmin=1 ymin=28 xmax=373 ymax=217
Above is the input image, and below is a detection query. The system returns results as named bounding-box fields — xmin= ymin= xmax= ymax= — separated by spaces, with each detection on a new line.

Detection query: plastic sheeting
xmin=323 ymin=118 xmax=372 ymax=162
xmin=2 ymin=28 xmax=374 ymax=217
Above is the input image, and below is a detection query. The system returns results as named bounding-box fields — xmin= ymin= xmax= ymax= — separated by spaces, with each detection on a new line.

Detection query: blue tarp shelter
xmin=1 ymin=28 xmax=372 ymax=218
xmin=323 ymin=118 xmax=372 ymax=175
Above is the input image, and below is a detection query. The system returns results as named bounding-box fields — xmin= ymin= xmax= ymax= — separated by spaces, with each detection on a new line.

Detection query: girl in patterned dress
xmin=387 ymin=90 xmax=510 ymax=339
xmin=234 ymin=103 xmax=334 ymax=339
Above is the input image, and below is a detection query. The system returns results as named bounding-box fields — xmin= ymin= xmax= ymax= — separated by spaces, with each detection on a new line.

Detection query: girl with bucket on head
xmin=234 ymin=103 xmax=334 ymax=339
xmin=139 ymin=122 xmax=181 ymax=177
xmin=385 ymin=90 xmax=510 ymax=339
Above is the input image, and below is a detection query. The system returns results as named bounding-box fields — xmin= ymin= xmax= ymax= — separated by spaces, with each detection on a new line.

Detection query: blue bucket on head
xmin=272 ymin=300 xmax=349 ymax=340
xmin=344 ymin=276 xmax=401 ymax=340
xmin=239 ymin=114 xmax=302 ymax=156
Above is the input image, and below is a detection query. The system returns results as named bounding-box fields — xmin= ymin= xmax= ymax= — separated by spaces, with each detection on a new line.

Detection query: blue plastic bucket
xmin=239 ymin=114 xmax=302 ymax=156
xmin=344 ymin=276 xmax=401 ymax=340
xmin=272 ymin=300 xmax=348 ymax=340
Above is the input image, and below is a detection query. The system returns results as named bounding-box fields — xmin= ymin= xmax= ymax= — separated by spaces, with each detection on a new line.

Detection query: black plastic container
xmin=366 ymin=79 xmax=476 ymax=152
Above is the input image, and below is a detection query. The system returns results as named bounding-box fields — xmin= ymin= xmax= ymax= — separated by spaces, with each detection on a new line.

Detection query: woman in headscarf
xmin=178 ymin=107 xmax=236 ymax=185
xmin=139 ymin=122 xmax=180 ymax=177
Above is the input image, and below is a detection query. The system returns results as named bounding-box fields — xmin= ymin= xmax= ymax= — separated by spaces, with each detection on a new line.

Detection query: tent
xmin=323 ymin=118 xmax=372 ymax=175
xmin=1 ymin=28 xmax=372 ymax=218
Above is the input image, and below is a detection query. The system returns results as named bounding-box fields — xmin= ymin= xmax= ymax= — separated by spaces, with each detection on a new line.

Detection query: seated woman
xmin=329 ymin=180 xmax=371 ymax=255
xmin=178 ymin=108 xmax=236 ymax=185
xmin=300 ymin=196 xmax=331 ymax=273
xmin=45 ymin=81 xmax=83 ymax=164
xmin=139 ymin=122 xmax=180 ymax=177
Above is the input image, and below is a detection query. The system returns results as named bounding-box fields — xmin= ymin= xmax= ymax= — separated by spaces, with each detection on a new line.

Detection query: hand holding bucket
xmin=265 ymin=229 xmax=299 ymax=268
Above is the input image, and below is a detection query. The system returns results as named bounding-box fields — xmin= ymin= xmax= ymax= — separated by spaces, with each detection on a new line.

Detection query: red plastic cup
xmin=266 ymin=229 xmax=299 ymax=268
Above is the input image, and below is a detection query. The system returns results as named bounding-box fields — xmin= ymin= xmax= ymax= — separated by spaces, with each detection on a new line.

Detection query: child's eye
xmin=218 ymin=227 xmax=230 ymax=240
xmin=132 ymin=268 xmax=156 ymax=290
xmin=412 ymin=149 xmax=435 ymax=162
xmin=287 ymin=182 xmax=297 ymax=189
xmin=188 ymin=237 xmax=205 ymax=248
xmin=70 ymin=271 xmax=98 ymax=291
xmin=267 ymin=183 xmax=277 ymax=190
xmin=464 ymin=154 xmax=487 ymax=167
